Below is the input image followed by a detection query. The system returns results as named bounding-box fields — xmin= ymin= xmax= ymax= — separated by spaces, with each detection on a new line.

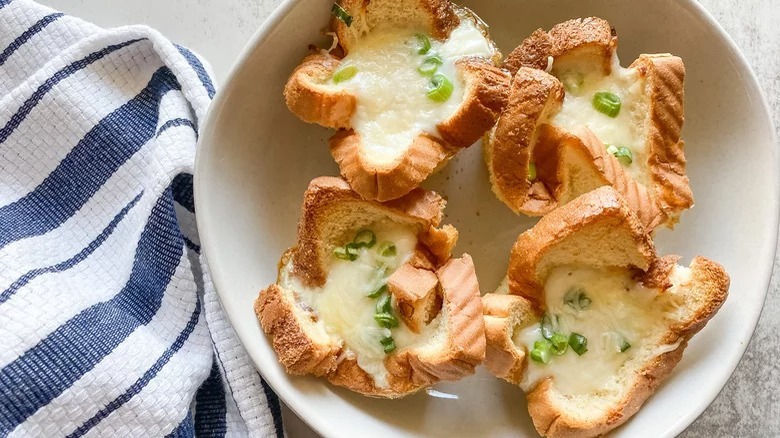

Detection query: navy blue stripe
xmin=166 ymin=412 xmax=195 ymax=438
xmin=193 ymin=358 xmax=227 ymax=438
xmin=0 ymin=38 xmax=142 ymax=145
xmin=0 ymin=192 xmax=143 ymax=305
xmin=259 ymin=376 xmax=284 ymax=438
xmin=0 ymin=67 xmax=180 ymax=250
xmin=157 ymin=118 xmax=196 ymax=138
xmin=66 ymin=298 xmax=202 ymax=438
xmin=0 ymin=0 xmax=15 ymax=11
xmin=175 ymin=44 xmax=216 ymax=99
xmin=0 ymin=12 xmax=65 ymax=66
xmin=172 ymin=173 xmax=194 ymax=213
xmin=0 ymin=187 xmax=185 ymax=432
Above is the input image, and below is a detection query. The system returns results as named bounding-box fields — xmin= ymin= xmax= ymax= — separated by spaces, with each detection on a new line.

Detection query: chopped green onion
xmin=569 ymin=333 xmax=588 ymax=356
xmin=333 ymin=246 xmax=351 ymax=260
xmin=378 ymin=241 xmax=396 ymax=257
xmin=353 ymin=229 xmax=376 ymax=248
xmin=617 ymin=334 xmax=632 ymax=353
xmin=333 ymin=65 xmax=358 ymax=84
xmin=374 ymin=313 xmax=399 ymax=328
xmin=417 ymin=54 xmax=443 ymax=76
xmin=550 ymin=333 xmax=569 ymax=356
xmin=564 ymin=288 xmax=591 ymax=311
xmin=376 ymin=292 xmax=393 ymax=314
xmin=380 ymin=336 xmax=396 ymax=354
xmin=561 ymin=71 xmax=585 ymax=94
xmin=414 ymin=34 xmax=431 ymax=54
xmin=530 ymin=339 xmax=552 ymax=364
xmin=331 ymin=3 xmax=352 ymax=26
xmin=606 ymin=144 xmax=619 ymax=156
xmin=427 ymin=73 xmax=454 ymax=102
xmin=528 ymin=162 xmax=537 ymax=182
xmin=592 ymin=91 xmax=621 ymax=117
xmin=540 ymin=314 xmax=555 ymax=340
xmin=367 ymin=284 xmax=388 ymax=299
xmin=344 ymin=242 xmax=360 ymax=261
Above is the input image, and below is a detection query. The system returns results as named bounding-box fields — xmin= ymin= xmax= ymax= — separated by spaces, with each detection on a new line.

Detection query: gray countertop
xmin=41 ymin=0 xmax=780 ymax=436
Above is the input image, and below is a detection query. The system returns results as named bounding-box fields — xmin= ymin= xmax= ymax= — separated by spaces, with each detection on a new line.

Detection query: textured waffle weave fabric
xmin=0 ymin=1 xmax=284 ymax=436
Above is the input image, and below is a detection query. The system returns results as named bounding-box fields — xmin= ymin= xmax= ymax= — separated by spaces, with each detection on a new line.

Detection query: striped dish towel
xmin=0 ymin=1 xmax=284 ymax=436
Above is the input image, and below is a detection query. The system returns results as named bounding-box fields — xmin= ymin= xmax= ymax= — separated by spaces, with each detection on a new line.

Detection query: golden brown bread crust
xmin=285 ymin=0 xmax=510 ymax=201
xmin=482 ymin=293 xmax=537 ymax=385
xmin=507 ymin=186 xmax=655 ymax=307
xmin=487 ymin=18 xmax=692 ymax=231
xmin=256 ymin=176 xmax=485 ymax=398
xmin=525 ymin=257 xmax=729 ymax=438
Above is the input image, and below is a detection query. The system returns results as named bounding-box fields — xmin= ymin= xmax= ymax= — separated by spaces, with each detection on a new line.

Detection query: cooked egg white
xmin=516 ymin=265 xmax=687 ymax=396
xmin=280 ymin=222 xmax=442 ymax=388
xmin=325 ymin=18 xmax=494 ymax=163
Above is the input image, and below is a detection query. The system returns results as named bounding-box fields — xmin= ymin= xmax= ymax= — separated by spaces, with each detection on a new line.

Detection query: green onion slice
xmin=367 ymin=284 xmax=388 ymax=299
xmin=606 ymin=144 xmax=633 ymax=165
xmin=378 ymin=241 xmax=396 ymax=257
xmin=380 ymin=336 xmax=396 ymax=354
xmin=333 ymin=65 xmax=358 ymax=84
xmin=550 ymin=333 xmax=569 ymax=356
xmin=414 ymin=33 xmax=431 ymax=54
xmin=563 ymin=287 xmax=591 ymax=311
xmin=417 ymin=54 xmax=443 ymax=76
xmin=374 ymin=313 xmax=399 ymax=328
xmin=427 ymin=73 xmax=454 ymax=102
xmin=344 ymin=242 xmax=360 ymax=261
xmin=333 ymin=246 xmax=351 ymax=260
xmin=353 ymin=229 xmax=376 ymax=248
xmin=617 ymin=334 xmax=632 ymax=352
xmin=531 ymin=339 xmax=552 ymax=364
xmin=592 ymin=91 xmax=621 ymax=117
xmin=376 ymin=292 xmax=393 ymax=314
xmin=540 ymin=314 xmax=555 ymax=340
xmin=331 ymin=3 xmax=353 ymax=27
xmin=528 ymin=162 xmax=537 ymax=182
xmin=569 ymin=333 xmax=588 ymax=356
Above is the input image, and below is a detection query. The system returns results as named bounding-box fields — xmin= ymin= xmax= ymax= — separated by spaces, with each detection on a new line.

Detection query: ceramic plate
xmin=194 ymin=0 xmax=778 ymax=436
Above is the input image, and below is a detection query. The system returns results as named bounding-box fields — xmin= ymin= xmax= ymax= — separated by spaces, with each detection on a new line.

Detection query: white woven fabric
xmin=0 ymin=1 xmax=283 ymax=436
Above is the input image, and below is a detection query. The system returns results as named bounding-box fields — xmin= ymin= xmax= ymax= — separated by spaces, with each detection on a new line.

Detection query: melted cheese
xmin=516 ymin=266 xmax=682 ymax=396
xmin=550 ymin=56 xmax=648 ymax=185
xmin=325 ymin=19 xmax=494 ymax=163
xmin=280 ymin=223 xmax=442 ymax=388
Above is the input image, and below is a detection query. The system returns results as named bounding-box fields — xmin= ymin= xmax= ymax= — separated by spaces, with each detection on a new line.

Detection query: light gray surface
xmin=39 ymin=0 xmax=780 ymax=436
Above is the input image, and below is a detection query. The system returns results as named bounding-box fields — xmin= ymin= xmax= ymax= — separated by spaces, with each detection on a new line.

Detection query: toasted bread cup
xmin=285 ymin=0 xmax=510 ymax=202
xmin=255 ymin=177 xmax=485 ymax=398
xmin=482 ymin=187 xmax=729 ymax=437
xmin=485 ymin=17 xmax=693 ymax=232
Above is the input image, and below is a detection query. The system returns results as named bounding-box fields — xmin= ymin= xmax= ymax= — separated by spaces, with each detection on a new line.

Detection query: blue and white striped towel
xmin=0 ymin=1 xmax=284 ymax=436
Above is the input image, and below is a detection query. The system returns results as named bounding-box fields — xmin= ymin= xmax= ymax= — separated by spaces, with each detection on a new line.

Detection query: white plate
xmin=194 ymin=0 xmax=778 ymax=436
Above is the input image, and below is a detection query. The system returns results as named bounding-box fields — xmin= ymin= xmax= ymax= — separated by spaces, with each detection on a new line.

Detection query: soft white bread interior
xmin=485 ymin=17 xmax=693 ymax=232
xmin=482 ymin=186 xmax=729 ymax=437
xmin=285 ymin=0 xmax=510 ymax=202
xmin=255 ymin=177 xmax=485 ymax=398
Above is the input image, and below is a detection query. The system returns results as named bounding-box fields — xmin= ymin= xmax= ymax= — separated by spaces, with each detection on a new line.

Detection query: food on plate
xmin=284 ymin=0 xmax=510 ymax=202
xmin=482 ymin=186 xmax=729 ymax=437
xmin=485 ymin=17 xmax=693 ymax=232
xmin=255 ymin=176 xmax=485 ymax=398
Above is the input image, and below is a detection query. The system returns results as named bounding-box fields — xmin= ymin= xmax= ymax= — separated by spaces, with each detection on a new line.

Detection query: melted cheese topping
xmin=280 ymin=223 xmax=442 ymax=388
xmin=550 ymin=56 xmax=648 ymax=185
xmin=325 ymin=19 xmax=493 ymax=163
xmin=516 ymin=266 xmax=684 ymax=396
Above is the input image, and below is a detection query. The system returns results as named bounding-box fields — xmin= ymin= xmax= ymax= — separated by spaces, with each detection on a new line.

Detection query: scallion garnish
xmin=417 ymin=54 xmax=443 ymax=76
xmin=367 ymin=284 xmax=388 ymax=299
xmin=376 ymin=292 xmax=393 ymax=314
xmin=344 ymin=242 xmax=360 ymax=261
xmin=540 ymin=314 xmax=555 ymax=340
xmin=333 ymin=65 xmax=358 ymax=84
xmin=605 ymin=144 xmax=633 ymax=165
xmin=414 ymin=34 xmax=431 ymax=55
xmin=550 ymin=333 xmax=569 ymax=356
xmin=569 ymin=333 xmax=588 ymax=356
xmin=380 ymin=335 xmax=396 ymax=354
xmin=564 ymin=288 xmax=591 ymax=311
xmin=353 ymin=229 xmax=376 ymax=248
xmin=378 ymin=241 xmax=396 ymax=257
xmin=530 ymin=339 xmax=552 ymax=364
xmin=592 ymin=91 xmax=621 ymax=117
xmin=528 ymin=162 xmax=537 ymax=182
xmin=331 ymin=3 xmax=352 ymax=27
xmin=374 ymin=313 xmax=399 ymax=328
xmin=334 ymin=246 xmax=351 ymax=260
xmin=427 ymin=73 xmax=453 ymax=102
xmin=617 ymin=334 xmax=632 ymax=353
